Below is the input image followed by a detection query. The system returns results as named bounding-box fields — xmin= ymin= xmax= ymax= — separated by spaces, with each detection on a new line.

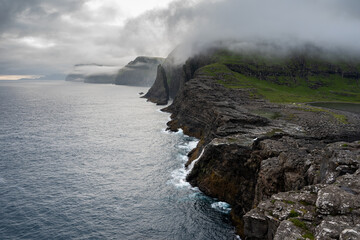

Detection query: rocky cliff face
xmin=145 ymin=48 xmax=215 ymax=102
xmin=157 ymin=51 xmax=360 ymax=239
xmin=115 ymin=56 xmax=164 ymax=87
xmin=142 ymin=65 xmax=169 ymax=105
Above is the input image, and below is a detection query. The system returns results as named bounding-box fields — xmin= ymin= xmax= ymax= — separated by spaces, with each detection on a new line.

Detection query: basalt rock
xmin=143 ymin=65 xmax=169 ymax=105
xmin=162 ymin=45 xmax=216 ymax=99
xmin=154 ymin=50 xmax=360 ymax=239
xmin=244 ymin=168 xmax=360 ymax=240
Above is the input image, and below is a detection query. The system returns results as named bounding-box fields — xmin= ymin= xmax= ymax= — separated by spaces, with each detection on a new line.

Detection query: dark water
xmin=0 ymin=81 xmax=237 ymax=240
xmin=309 ymin=102 xmax=360 ymax=114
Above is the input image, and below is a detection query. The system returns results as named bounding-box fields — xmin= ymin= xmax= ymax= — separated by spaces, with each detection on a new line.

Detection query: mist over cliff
xmin=119 ymin=0 xmax=360 ymax=62
xmin=1 ymin=0 xmax=360 ymax=78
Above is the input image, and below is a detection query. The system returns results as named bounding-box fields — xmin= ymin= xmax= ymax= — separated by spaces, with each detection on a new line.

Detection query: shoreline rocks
xmin=141 ymin=48 xmax=360 ymax=239
xmin=160 ymin=65 xmax=360 ymax=238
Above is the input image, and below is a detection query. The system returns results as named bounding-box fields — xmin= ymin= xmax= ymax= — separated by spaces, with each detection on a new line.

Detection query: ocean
xmin=0 ymin=80 xmax=237 ymax=239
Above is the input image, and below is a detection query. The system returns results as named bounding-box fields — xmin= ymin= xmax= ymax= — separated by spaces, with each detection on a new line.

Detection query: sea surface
xmin=0 ymin=80 xmax=237 ymax=239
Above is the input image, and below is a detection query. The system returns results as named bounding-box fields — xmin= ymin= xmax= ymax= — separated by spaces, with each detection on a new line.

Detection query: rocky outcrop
xmin=157 ymin=48 xmax=215 ymax=99
xmin=244 ymin=166 xmax=360 ymax=240
xmin=115 ymin=56 xmax=164 ymax=87
xmin=142 ymin=65 xmax=169 ymax=105
xmin=159 ymin=53 xmax=360 ymax=238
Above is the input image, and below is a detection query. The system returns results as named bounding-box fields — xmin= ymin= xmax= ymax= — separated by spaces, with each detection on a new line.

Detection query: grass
xmin=282 ymin=200 xmax=296 ymax=204
xmin=299 ymin=200 xmax=313 ymax=206
xmin=199 ymin=51 xmax=360 ymax=104
xmin=288 ymin=210 xmax=301 ymax=218
xmin=294 ymin=104 xmax=348 ymax=124
xmin=289 ymin=218 xmax=315 ymax=240
xmin=289 ymin=218 xmax=308 ymax=230
xmin=302 ymin=232 xmax=315 ymax=240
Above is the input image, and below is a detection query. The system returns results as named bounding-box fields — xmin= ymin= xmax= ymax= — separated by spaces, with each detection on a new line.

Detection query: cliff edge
xmin=155 ymin=48 xmax=360 ymax=239
xmin=142 ymin=65 xmax=169 ymax=105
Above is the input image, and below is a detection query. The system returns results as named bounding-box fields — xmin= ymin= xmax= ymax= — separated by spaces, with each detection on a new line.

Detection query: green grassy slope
xmin=200 ymin=50 xmax=360 ymax=103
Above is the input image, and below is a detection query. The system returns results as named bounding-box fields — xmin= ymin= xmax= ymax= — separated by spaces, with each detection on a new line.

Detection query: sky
xmin=0 ymin=0 xmax=360 ymax=80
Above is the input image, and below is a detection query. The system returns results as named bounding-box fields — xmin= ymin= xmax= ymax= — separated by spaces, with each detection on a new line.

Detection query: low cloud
xmin=0 ymin=0 xmax=359 ymax=77
xmin=120 ymin=0 xmax=360 ymax=60
xmin=70 ymin=64 xmax=120 ymax=76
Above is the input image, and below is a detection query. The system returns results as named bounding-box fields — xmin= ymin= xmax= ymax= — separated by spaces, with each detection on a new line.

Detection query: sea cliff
xmin=66 ymin=56 xmax=164 ymax=85
xmin=145 ymin=48 xmax=360 ymax=239
xmin=115 ymin=56 xmax=164 ymax=87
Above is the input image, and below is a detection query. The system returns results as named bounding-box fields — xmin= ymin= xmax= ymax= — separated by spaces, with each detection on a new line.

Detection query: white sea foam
xmin=211 ymin=201 xmax=232 ymax=214
xmin=156 ymin=108 xmax=167 ymax=113
xmin=175 ymin=129 xmax=184 ymax=135
xmin=170 ymin=167 xmax=191 ymax=188
xmin=187 ymin=140 xmax=199 ymax=150
xmin=161 ymin=127 xmax=186 ymax=136
xmin=161 ymin=128 xmax=171 ymax=134
xmin=169 ymin=147 xmax=206 ymax=189
xmin=178 ymin=140 xmax=199 ymax=151
xmin=168 ymin=136 xmax=201 ymax=188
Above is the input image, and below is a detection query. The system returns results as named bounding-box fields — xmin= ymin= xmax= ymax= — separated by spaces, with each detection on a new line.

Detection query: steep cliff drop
xmin=148 ymin=47 xmax=360 ymax=239
xmin=142 ymin=65 xmax=169 ymax=105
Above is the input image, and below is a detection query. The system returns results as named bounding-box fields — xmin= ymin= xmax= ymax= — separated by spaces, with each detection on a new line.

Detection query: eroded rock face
xmin=163 ymin=72 xmax=270 ymax=139
xmin=273 ymin=220 xmax=304 ymax=240
xmin=159 ymin=54 xmax=360 ymax=239
xmin=186 ymin=141 xmax=255 ymax=217
xmin=143 ymin=65 xmax=169 ymax=105
xmin=244 ymin=169 xmax=360 ymax=240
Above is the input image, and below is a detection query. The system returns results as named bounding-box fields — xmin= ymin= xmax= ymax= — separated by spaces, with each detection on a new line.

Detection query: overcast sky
xmin=0 ymin=0 xmax=360 ymax=80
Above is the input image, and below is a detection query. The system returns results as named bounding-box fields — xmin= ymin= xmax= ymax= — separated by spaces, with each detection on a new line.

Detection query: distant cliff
xmin=142 ymin=65 xmax=169 ymax=105
xmin=65 ymin=73 xmax=84 ymax=82
xmin=143 ymin=46 xmax=214 ymax=104
xmin=65 ymin=64 xmax=117 ymax=84
xmin=83 ymin=74 xmax=115 ymax=84
xmin=147 ymin=46 xmax=360 ymax=239
xmin=114 ymin=56 xmax=164 ymax=87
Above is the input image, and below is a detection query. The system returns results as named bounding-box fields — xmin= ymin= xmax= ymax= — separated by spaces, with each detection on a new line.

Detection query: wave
xmin=211 ymin=201 xmax=232 ymax=214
